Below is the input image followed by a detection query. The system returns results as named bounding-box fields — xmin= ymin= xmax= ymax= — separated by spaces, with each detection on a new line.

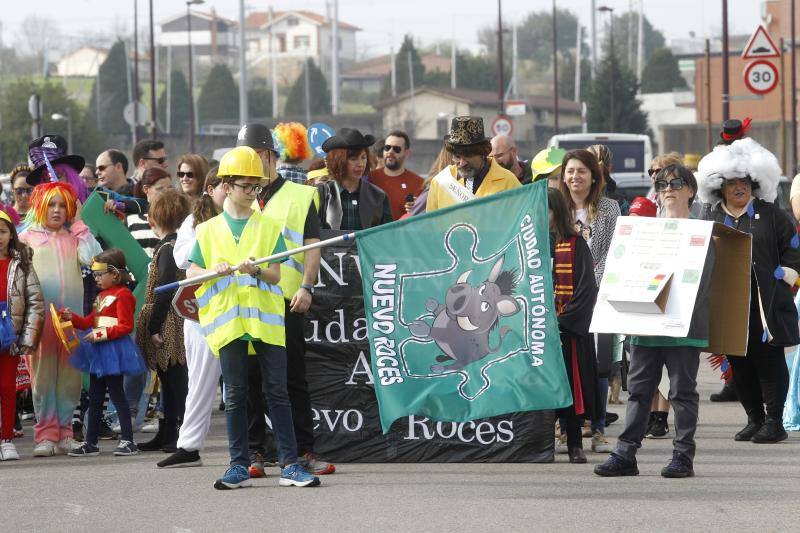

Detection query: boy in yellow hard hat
xmin=187 ymin=146 xmax=320 ymax=490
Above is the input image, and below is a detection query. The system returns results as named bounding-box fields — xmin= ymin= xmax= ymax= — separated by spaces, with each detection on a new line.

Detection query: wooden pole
xmin=721 ymin=0 xmax=730 ymax=121
xmin=706 ymin=39 xmax=712 ymax=153
xmin=781 ymin=37 xmax=787 ymax=176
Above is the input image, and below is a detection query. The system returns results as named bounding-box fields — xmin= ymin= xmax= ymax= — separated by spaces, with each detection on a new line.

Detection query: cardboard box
xmin=590 ymin=217 xmax=751 ymax=355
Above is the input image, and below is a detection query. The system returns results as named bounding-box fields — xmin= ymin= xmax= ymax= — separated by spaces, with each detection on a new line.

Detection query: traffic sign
xmin=172 ymin=283 xmax=200 ymax=322
xmin=743 ymin=60 xmax=779 ymax=95
xmin=741 ymin=25 xmax=780 ymax=59
xmin=307 ymin=122 xmax=335 ymax=157
xmin=491 ymin=115 xmax=513 ymax=137
xmin=123 ymin=102 xmax=148 ymax=127
xmin=505 ymin=100 xmax=527 ymax=116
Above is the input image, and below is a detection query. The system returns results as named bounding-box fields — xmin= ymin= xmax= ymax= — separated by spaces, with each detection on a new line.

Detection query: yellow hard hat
xmin=218 ymin=146 xmax=264 ymax=179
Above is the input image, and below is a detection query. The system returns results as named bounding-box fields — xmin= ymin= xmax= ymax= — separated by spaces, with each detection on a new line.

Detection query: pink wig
xmin=48 ymin=163 xmax=89 ymax=202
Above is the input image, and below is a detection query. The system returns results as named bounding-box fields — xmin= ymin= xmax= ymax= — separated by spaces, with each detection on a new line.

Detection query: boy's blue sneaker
xmin=68 ymin=442 xmax=100 ymax=457
xmin=113 ymin=440 xmax=139 ymax=456
xmin=213 ymin=464 xmax=252 ymax=490
xmin=279 ymin=463 xmax=321 ymax=487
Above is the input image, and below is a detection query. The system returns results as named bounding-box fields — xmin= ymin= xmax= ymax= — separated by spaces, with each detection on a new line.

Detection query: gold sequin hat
xmin=444 ymin=116 xmax=488 ymax=147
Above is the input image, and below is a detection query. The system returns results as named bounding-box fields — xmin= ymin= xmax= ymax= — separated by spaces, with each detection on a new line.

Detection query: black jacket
xmin=316 ymin=179 xmax=389 ymax=230
xmin=705 ymin=198 xmax=800 ymax=347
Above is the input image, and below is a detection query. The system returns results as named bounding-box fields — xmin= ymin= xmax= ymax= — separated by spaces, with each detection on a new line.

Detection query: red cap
xmin=629 ymin=196 xmax=657 ymax=217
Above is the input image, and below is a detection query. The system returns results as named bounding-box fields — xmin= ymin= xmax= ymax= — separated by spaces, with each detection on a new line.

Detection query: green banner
xmin=358 ymin=181 xmax=571 ymax=433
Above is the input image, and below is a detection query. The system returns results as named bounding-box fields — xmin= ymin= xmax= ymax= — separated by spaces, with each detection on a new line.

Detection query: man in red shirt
xmin=368 ymin=130 xmax=423 ymax=220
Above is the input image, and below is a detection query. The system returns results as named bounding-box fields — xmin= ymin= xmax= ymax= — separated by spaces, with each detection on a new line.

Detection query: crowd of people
xmin=0 ymin=114 xmax=798 ymax=489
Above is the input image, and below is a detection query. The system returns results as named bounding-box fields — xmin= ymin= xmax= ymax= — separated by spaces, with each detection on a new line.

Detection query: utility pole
xmin=721 ymin=0 xmax=730 ymax=121
xmin=511 ymin=23 xmax=518 ymax=97
xmin=781 ymin=37 xmax=787 ymax=175
xmin=705 ymin=39 xmax=712 ymax=153
xmin=149 ymin=0 xmax=157 ymax=139
xmin=390 ymin=44 xmax=397 ymax=97
xmin=304 ymin=59 xmax=311 ymax=126
xmin=269 ymin=7 xmax=278 ymax=118
xmin=575 ymin=22 xmax=582 ymax=102
xmin=591 ymin=0 xmax=598 ymax=79
xmin=792 ymin=0 xmax=798 ymax=175
xmin=553 ymin=0 xmax=559 ymax=134
xmin=166 ymin=45 xmax=172 ymax=133
xmin=331 ymin=0 xmax=340 ymax=115
xmin=451 ymin=38 xmax=457 ymax=89
xmin=599 ymin=6 xmax=615 ymax=131
xmin=238 ymin=0 xmax=248 ymax=125
xmin=627 ymin=0 xmax=633 ymax=68
xmin=497 ymin=0 xmax=505 ymax=115
xmin=636 ymin=0 xmax=644 ymax=85
xmin=133 ymin=0 xmax=139 ymax=143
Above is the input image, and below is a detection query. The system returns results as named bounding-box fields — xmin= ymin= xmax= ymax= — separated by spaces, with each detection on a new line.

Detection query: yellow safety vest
xmin=263 ymin=181 xmax=320 ymax=300
xmin=194 ymin=212 xmax=286 ymax=355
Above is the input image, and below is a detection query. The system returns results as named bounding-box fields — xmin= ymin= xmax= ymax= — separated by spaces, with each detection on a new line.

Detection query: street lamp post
xmin=598 ymin=5 xmax=614 ymax=132
xmin=186 ymin=0 xmax=204 ymax=152
xmin=52 ymin=111 xmax=72 ymax=153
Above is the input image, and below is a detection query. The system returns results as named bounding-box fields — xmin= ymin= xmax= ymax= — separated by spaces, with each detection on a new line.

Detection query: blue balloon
xmin=307 ymin=122 xmax=335 ymax=157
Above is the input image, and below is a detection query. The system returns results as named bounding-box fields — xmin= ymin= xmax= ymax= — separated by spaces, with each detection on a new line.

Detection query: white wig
xmin=695 ymin=137 xmax=781 ymax=204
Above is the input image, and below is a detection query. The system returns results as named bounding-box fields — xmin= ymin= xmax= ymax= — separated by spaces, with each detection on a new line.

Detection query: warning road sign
xmin=742 ymin=25 xmax=780 ymax=59
xmin=743 ymin=60 xmax=779 ymax=95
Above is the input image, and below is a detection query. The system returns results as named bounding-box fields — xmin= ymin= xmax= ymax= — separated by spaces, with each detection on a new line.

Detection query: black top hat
xmin=26 ymin=134 xmax=85 ymax=186
xmin=236 ymin=123 xmax=278 ymax=153
xmin=720 ymin=118 xmax=752 ymax=144
xmin=444 ymin=116 xmax=488 ymax=147
xmin=321 ymin=128 xmax=375 ymax=153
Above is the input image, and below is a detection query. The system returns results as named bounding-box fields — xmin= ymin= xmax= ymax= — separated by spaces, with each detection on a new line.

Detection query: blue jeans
xmin=218 ymin=339 xmax=297 ymax=468
xmin=123 ymin=370 xmax=148 ymax=425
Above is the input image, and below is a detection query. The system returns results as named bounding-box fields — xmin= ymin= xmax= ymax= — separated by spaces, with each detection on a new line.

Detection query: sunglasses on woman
xmin=176 ymin=171 xmax=195 ymax=179
xmin=654 ymin=177 xmax=686 ymax=192
xmin=647 ymin=167 xmax=662 ymax=177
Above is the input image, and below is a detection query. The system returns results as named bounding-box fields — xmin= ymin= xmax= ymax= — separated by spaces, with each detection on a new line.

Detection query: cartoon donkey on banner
xmin=409 ymin=256 xmax=521 ymax=373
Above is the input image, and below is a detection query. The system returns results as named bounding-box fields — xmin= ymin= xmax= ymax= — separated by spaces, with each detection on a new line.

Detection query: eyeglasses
xmin=647 ymin=167 xmax=662 ymax=177
xmin=231 ymin=182 xmax=263 ymax=194
xmin=654 ymin=178 xmax=686 ymax=192
xmin=177 ymin=171 xmax=195 ymax=179
xmin=96 ymin=164 xmax=114 ymax=173
xmin=143 ymin=156 xmax=168 ymax=165
xmin=383 ymin=145 xmax=402 ymax=154
xmin=14 ymin=187 xmax=33 ymax=196
xmin=92 ymin=270 xmax=111 ymax=279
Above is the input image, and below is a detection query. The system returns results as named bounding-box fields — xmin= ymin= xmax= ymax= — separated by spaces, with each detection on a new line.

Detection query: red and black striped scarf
xmin=553 ymin=236 xmax=584 ymax=415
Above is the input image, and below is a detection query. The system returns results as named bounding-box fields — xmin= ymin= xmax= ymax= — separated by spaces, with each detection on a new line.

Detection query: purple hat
xmin=26 ymin=134 xmax=85 ymax=186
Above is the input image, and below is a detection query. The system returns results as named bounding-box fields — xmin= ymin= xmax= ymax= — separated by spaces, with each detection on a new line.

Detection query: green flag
xmin=358 ymin=181 xmax=571 ymax=433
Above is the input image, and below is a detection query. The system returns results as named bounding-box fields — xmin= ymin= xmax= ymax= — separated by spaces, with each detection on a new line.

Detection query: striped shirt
xmin=126 ymin=213 xmax=158 ymax=258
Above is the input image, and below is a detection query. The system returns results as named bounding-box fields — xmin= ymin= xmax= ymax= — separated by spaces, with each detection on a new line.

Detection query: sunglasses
xmin=143 ymin=156 xmax=168 ymax=165
xmin=647 ymin=168 xmax=662 ymax=177
xmin=96 ymin=164 xmax=115 ymax=173
xmin=14 ymin=187 xmax=33 ymax=195
xmin=177 ymin=171 xmax=195 ymax=179
xmin=231 ymin=182 xmax=263 ymax=194
xmin=654 ymin=177 xmax=686 ymax=192
xmin=383 ymin=145 xmax=402 ymax=154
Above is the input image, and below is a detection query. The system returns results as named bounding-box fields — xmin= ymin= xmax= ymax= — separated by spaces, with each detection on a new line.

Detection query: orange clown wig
xmin=272 ymin=122 xmax=312 ymax=162
xmin=27 ymin=182 xmax=79 ymax=227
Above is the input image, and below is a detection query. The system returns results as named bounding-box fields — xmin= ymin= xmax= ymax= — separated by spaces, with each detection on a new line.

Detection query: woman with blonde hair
xmin=406 ymin=147 xmax=454 ymax=217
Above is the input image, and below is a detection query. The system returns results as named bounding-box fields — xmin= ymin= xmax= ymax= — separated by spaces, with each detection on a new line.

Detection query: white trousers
xmin=176 ymin=320 xmax=222 ymax=452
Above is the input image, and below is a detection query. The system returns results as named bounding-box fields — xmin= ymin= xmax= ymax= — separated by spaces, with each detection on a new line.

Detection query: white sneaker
xmin=591 ymin=431 xmax=613 ymax=453
xmin=33 ymin=440 xmax=57 ymax=457
xmin=141 ymin=421 xmax=158 ymax=433
xmin=1 ymin=440 xmax=19 ymax=461
xmin=56 ymin=437 xmax=79 ymax=455
xmin=555 ymin=434 xmax=569 ymax=454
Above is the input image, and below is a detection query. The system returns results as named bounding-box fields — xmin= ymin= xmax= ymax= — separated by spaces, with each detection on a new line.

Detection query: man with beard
xmin=490 ymin=134 xmax=532 ymax=184
xmin=368 ymin=130 xmax=423 ymax=220
xmin=426 ymin=116 xmax=520 ymax=212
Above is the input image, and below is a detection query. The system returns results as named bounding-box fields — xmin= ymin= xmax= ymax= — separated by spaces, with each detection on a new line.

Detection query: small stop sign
xmin=172 ymin=283 xmax=200 ymax=322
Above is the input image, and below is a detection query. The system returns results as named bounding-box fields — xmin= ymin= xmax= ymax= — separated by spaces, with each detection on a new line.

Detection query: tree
xmin=285 ymin=59 xmax=330 ymax=116
xmin=605 ymin=12 xmax=666 ymax=72
xmin=558 ymin=54 xmax=592 ymax=101
xmin=0 ymin=79 xmax=102 ymax=169
xmin=85 ymin=40 xmax=133 ymax=134
xmin=479 ymin=8 xmax=586 ymax=67
xmin=15 ymin=15 xmax=61 ymax=75
xmin=197 ymin=63 xmax=239 ymax=123
xmin=640 ymin=48 xmax=688 ymax=93
xmin=157 ymin=69 xmax=191 ymax=134
xmin=395 ymin=35 xmax=425 ymax=94
xmin=587 ymin=51 xmax=648 ymax=134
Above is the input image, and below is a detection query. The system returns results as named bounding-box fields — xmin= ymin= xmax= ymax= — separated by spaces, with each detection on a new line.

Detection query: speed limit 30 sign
xmin=744 ymin=60 xmax=779 ymax=95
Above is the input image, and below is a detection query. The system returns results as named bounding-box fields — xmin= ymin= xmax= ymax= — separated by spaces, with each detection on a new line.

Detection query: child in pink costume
xmin=19 ymin=182 xmax=102 ymax=457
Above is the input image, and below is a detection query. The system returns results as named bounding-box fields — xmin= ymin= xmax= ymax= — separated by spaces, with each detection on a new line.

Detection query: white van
xmin=548 ymin=133 xmax=653 ymax=199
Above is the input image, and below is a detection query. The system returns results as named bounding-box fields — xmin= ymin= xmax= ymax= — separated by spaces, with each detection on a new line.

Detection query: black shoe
xmin=604 ymin=412 xmax=619 ymax=427
xmin=646 ymin=412 xmax=669 ymax=439
xmin=98 ymin=419 xmax=118 ymax=440
xmin=644 ymin=412 xmax=656 ymax=437
xmin=139 ymin=419 xmax=167 ymax=451
xmin=710 ymin=383 xmax=738 ymax=402
xmin=568 ymin=447 xmax=587 ymax=464
xmin=751 ymin=418 xmax=788 ymax=443
xmin=734 ymin=418 xmax=764 ymax=441
xmin=594 ymin=453 xmax=639 ymax=477
xmin=157 ymin=448 xmax=202 ymax=468
xmin=661 ymin=450 xmax=694 ymax=478
xmin=218 ymin=400 xmax=225 ymax=412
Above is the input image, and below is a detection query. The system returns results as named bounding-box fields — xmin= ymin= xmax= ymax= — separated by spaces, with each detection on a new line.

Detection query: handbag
xmin=0 ymin=302 xmax=18 ymax=352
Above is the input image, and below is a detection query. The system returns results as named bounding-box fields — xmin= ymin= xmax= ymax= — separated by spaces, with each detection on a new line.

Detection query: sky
xmin=1 ymin=0 xmax=763 ymax=59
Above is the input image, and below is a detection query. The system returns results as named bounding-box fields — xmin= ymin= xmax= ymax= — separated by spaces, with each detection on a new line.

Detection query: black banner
xmin=303 ymin=231 xmax=555 ymax=462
